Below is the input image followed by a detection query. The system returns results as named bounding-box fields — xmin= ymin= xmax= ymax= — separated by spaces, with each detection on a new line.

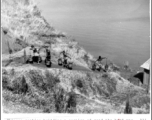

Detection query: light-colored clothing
xmin=29 ymin=48 xmax=34 ymax=56
xmin=34 ymin=52 xmax=39 ymax=56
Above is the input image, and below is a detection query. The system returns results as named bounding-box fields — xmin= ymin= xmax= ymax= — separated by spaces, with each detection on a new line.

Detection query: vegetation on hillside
xmin=2 ymin=0 xmax=94 ymax=68
xmin=2 ymin=66 xmax=150 ymax=113
xmin=2 ymin=0 xmax=150 ymax=114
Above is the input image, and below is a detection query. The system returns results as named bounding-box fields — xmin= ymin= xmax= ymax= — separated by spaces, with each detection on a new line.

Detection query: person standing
xmin=26 ymin=45 xmax=35 ymax=63
xmin=45 ymin=46 xmax=51 ymax=60
xmin=95 ymin=56 xmax=106 ymax=70
xmin=96 ymin=56 xmax=106 ymax=64
xmin=44 ymin=46 xmax=51 ymax=67
xmin=29 ymin=45 xmax=34 ymax=57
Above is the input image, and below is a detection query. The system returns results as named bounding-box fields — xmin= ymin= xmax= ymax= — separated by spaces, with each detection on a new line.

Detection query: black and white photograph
xmin=1 ymin=0 xmax=151 ymax=116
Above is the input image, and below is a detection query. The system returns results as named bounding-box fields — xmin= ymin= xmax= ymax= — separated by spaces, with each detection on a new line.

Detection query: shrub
xmin=2 ymin=75 xmax=9 ymax=89
xmin=2 ymin=69 xmax=8 ymax=75
xmin=76 ymin=79 xmax=83 ymax=88
xmin=29 ymin=70 xmax=47 ymax=92
xmin=53 ymin=87 xmax=77 ymax=113
xmin=102 ymin=73 xmax=108 ymax=78
xmin=45 ymin=70 xmax=60 ymax=92
xmin=54 ymin=88 xmax=67 ymax=113
xmin=12 ymin=76 xmax=28 ymax=94
xmin=66 ymin=90 xmax=77 ymax=113
xmin=132 ymin=95 xmax=150 ymax=108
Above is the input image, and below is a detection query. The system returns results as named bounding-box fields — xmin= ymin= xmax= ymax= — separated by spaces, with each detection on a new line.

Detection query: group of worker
xmin=26 ymin=45 xmax=51 ymax=64
xmin=27 ymin=45 xmax=71 ymax=65
xmin=27 ymin=45 xmax=107 ymax=70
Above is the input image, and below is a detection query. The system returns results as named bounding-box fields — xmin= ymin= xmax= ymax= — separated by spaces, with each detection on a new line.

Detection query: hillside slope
xmin=2 ymin=0 xmax=150 ymax=114
xmin=2 ymin=0 xmax=94 ymax=68
xmin=2 ymin=65 xmax=150 ymax=113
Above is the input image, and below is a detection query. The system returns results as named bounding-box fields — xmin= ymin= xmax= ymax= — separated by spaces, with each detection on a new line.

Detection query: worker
xmin=96 ymin=56 xmax=106 ymax=63
xmin=29 ymin=45 xmax=34 ymax=56
xmin=45 ymin=46 xmax=51 ymax=60
xmin=95 ymin=56 xmax=106 ymax=68
xmin=33 ymin=47 xmax=40 ymax=63
xmin=60 ymin=50 xmax=70 ymax=65
xmin=26 ymin=45 xmax=35 ymax=63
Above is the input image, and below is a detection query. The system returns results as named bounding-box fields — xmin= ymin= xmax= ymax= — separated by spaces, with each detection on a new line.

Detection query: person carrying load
xmin=33 ymin=47 xmax=41 ymax=63
xmin=96 ymin=56 xmax=106 ymax=66
xmin=27 ymin=45 xmax=41 ymax=64
xmin=44 ymin=46 xmax=52 ymax=67
xmin=26 ymin=45 xmax=35 ymax=63
xmin=45 ymin=46 xmax=51 ymax=60
xmin=58 ymin=50 xmax=71 ymax=67
xmin=96 ymin=56 xmax=106 ymax=63
xmin=29 ymin=45 xmax=34 ymax=56
xmin=92 ymin=56 xmax=106 ymax=71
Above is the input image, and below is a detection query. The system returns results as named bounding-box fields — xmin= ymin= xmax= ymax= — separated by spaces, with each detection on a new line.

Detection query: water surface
xmin=36 ymin=0 xmax=150 ymax=70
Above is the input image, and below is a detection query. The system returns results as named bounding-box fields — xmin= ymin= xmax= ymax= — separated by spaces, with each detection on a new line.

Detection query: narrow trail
xmin=26 ymin=61 xmax=106 ymax=75
xmin=32 ymin=61 xmax=91 ymax=72
xmin=2 ymin=55 xmax=105 ymax=74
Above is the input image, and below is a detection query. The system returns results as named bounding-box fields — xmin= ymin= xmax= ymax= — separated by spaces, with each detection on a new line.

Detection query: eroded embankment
xmin=2 ymin=65 xmax=150 ymax=113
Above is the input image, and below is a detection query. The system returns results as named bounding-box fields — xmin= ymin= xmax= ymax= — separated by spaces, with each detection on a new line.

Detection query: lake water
xmin=36 ymin=0 xmax=150 ymax=70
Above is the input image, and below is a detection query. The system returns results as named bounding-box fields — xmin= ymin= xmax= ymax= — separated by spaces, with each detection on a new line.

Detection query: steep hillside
xmin=2 ymin=66 xmax=150 ymax=113
xmin=1 ymin=0 xmax=150 ymax=114
xmin=1 ymin=0 xmax=93 ymax=68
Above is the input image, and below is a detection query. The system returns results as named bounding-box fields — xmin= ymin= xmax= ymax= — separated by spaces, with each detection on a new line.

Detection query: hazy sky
xmin=36 ymin=0 xmax=150 ymax=21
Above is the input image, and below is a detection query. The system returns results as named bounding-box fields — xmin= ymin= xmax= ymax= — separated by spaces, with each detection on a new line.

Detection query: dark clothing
xmin=46 ymin=56 xmax=51 ymax=61
xmin=95 ymin=57 xmax=106 ymax=66
xmin=46 ymin=49 xmax=51 ymax=56
xmin=63 ymin=59 xmax=68 ymax=64
xmin=63 ymin=53 xmax=68 ymax=58
xmin=96 ymin=57 xmax=106 ymax=62
xmin=33 ymin=48 xmax=37 ymax=53
xmin=32 ymin=56 xmax=39 ymax=63
xmin=46 ymin=49 xmax=51 ymax=60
